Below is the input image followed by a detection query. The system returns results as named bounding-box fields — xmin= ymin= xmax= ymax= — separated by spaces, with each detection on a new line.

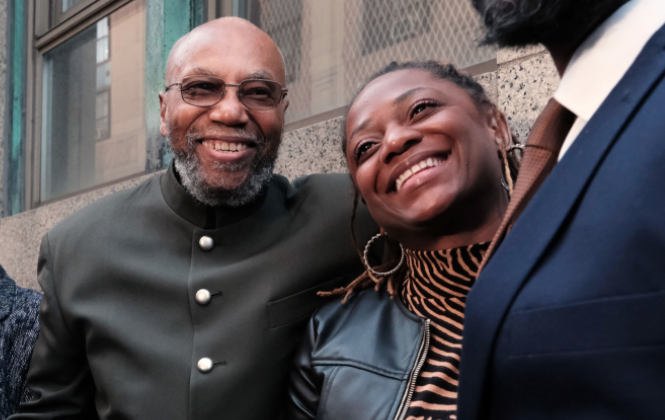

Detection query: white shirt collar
xmin=554 ymin=0 xmax=665 ymax=122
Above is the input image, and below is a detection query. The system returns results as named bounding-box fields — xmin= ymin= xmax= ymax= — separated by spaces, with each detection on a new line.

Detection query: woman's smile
xmin=389 ymin=150 xmax=450 ymax=193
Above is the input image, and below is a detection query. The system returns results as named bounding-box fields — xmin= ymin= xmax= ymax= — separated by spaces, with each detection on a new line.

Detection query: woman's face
xmin=345 ymin=69 xmax=508 ymax=248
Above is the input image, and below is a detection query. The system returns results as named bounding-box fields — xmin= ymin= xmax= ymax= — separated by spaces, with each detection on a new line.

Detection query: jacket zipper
xmin=393 ymin=318 xmax=430 ymax=420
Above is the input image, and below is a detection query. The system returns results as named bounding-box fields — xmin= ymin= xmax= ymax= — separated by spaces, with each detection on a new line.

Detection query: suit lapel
xmin=458 ymin=23 xmax=665 ymax=420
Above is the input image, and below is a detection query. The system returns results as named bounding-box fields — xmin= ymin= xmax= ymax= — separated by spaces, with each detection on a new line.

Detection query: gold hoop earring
xmin=499 ymin=147 xmax=514 ymax=195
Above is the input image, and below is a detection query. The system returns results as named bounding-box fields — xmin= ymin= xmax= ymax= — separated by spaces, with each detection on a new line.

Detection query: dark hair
xmin=320 ymin=60 xmax=521 ymax=302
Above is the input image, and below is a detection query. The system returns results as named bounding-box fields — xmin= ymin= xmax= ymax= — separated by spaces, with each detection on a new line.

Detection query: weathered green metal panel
xmin=192 ymin=0 xmax=206 ymax=28
xmin=8 ymin=0 xmax=25 ymax=215
xmin=163 ymin=0 xmax=191 ymax=70
xmin=145 ymin=0 xmax=193 ymax=171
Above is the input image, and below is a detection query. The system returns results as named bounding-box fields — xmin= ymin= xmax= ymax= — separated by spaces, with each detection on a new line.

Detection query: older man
xmin=12 ymin=18 xmax=375 ymax=420
xmin=460 ymin=0 xmax=665 ymax=419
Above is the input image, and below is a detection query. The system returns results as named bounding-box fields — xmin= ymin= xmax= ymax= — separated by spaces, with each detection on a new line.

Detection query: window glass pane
xmin=62 ymin=0 xmax=87 ymax=13
xmin=240 ymin=0 xmax=496 ymax=125
xmin=41 ymin=0 xmax=147 ymax=201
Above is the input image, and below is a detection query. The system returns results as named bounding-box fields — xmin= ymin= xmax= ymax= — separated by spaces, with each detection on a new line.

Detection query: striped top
xmin=400 ymin=242 xmax=488 ymax=420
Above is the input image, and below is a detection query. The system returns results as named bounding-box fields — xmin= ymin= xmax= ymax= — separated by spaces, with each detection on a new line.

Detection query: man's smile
xmin=198 ymin=138 xmax=258 ymax=164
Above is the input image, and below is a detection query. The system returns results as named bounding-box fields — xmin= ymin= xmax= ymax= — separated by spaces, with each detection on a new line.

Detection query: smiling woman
xmin=286 ymin=61 xmax=520 ymax=420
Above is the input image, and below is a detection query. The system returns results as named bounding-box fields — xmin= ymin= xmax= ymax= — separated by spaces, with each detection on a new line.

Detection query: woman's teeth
xmin=202 ymin=140 xmax=249 ymax=152
xmin=395 ymin=157 xmax=442 ymax=192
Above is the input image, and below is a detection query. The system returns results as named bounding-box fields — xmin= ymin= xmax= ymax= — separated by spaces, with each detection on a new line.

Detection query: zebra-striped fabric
xmin=400 ymin=242 xmax=488 ymax=420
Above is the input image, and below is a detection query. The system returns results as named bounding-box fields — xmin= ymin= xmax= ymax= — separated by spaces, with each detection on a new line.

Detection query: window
xmin=40 ymin=1 xmax=148 ymax=202
xmin=62 ymin=0 xmax=87 ymax=12
xmin=21 ymin=0 xmax=194 ymax=206
xmin=95 ymin=18 xmax=111 ymax=142
xmin=212 ymin=0 xmax=496 ymax=127
xmin=361 ymin=0 xmax=431 ymax=56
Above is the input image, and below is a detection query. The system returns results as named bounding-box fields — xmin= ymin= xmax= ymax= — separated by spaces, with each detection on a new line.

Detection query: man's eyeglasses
xmin=165 ymin=75 xmax=288 ymax=110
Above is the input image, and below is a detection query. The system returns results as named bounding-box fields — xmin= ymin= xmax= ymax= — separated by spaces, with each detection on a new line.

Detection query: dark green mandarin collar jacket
xmin=12 ymin=165 xmax=376 ymax=420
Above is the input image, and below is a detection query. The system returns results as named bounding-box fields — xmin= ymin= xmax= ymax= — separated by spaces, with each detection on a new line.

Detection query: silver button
xmin=196 ymin=289 xmax=212 ymax=305
xmin=199 ymin=236 xmax=214 ymax=251
xmin=197 ymin=357 xmax=213 ymax=373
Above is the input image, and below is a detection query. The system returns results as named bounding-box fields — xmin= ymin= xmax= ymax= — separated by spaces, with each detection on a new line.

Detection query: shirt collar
xmin=554 ymin=0 xmax=665 ymax=121
xmin=0 ymin=266 xmax=17 ymax=321
xmin=160 ymin=161 xmax=268 ymax=229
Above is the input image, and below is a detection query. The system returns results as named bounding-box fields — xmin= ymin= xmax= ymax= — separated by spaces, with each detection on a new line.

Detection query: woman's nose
xmin=380 ymin=125 xmax=423 ymax=163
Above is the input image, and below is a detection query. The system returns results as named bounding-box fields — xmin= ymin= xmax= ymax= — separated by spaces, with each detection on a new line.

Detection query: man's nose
xmin=380 ymin=124 xmax=423 ymax=163
xmin=207 ymin=91 xmax=250 ymax=126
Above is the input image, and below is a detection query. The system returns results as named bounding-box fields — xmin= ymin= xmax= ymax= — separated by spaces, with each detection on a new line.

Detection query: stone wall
xmin=0 ymin=46 xmax=560 ymax=291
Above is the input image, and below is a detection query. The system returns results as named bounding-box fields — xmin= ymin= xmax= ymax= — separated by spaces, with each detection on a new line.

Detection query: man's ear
xmin=283 ymin=98 xmax=290 ymax=112
xmin=159 ymin=92 xmax=169 ymax=138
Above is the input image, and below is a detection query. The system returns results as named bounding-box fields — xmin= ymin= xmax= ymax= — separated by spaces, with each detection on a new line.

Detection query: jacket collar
xmin=0 ymin=265 xmax=17 ymax=321
xmin=458 ymin=23 xmax=665 ymax=420
xmin=160 ymin=161 xmax=267 ymax=229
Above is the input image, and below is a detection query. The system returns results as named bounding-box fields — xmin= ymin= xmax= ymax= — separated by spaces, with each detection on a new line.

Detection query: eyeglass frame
xmin=164 ymin=75 xmax=288 ymax=110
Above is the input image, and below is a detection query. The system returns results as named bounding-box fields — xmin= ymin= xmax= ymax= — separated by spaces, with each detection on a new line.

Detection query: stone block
xmin=0 ymin=171 xmax=161 ymax=290
xmin=497 ymin=53 xmax=559 ymax=143
xmin=275 ymin=116 xmax=347 ymax=180
xmin=497 ymin=44 xmax=547 ymax=65
xmin=474 ymin=70 xmax=499 ymax=105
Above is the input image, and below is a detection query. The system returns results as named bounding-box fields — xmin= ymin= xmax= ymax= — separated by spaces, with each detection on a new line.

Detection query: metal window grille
xmin=249 ymin=0 xmax=495 ymax=124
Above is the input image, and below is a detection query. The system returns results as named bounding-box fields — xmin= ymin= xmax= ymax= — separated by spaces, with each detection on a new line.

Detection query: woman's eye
xmin=410 ymin=101 xmax=437 ymax=119
xmin=355 ymin=142 xmax=375 ymax=160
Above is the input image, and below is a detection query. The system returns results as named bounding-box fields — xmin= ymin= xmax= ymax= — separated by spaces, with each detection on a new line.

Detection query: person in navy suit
xmin=459 ymin=0 xmax=665 ymax=419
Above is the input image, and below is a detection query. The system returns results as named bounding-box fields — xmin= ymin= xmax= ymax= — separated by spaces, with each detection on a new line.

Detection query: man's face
xmin=159 ymin=26 xmax=288 ymax=207
xmin=472 ymin=0 xmax=628 ymax=47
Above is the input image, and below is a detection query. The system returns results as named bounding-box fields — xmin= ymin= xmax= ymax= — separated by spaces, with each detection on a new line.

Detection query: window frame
xmin=26 ymin=0 xmax=145 ymax=209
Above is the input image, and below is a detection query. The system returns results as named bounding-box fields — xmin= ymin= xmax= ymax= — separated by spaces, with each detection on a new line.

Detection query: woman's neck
xmin=396 ymin=189 xmax=507 ymax=251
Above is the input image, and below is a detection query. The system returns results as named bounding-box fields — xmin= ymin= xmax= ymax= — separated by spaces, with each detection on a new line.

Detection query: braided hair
xmin=320 ymin=61 xmax=520 ymax=302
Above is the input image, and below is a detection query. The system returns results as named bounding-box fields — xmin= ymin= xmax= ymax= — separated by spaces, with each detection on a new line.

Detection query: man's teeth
xmin=202 ymin=140 xmax=249 ymax=152
xmin=395 ymin=157 xmax=442 ymax=192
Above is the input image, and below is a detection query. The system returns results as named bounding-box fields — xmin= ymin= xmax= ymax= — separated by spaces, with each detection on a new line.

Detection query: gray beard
xmin=170 ymin=129 xmax=278 ymax=208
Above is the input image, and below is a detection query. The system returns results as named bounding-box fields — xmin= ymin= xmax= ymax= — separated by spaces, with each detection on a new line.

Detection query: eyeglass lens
xmin=179 ymin=76 xmax=283 ymax=110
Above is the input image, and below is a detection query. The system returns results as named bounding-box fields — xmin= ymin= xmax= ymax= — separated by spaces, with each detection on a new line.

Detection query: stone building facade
xmin=0 ymin=1 xmax=560 ymax=291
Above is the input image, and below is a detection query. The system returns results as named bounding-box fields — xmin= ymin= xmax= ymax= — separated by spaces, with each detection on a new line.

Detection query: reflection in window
xmin=41 ymin=0 xmax=147 ymax=202
xmin=96 ymin=18 xmax=111 ymax=141
xmin=62 ymin=0 xmax=86 ymax=13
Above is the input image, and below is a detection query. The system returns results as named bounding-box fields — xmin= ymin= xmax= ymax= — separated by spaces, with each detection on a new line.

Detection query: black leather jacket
xmin=286 ymin=288 xmax=430 ymax=420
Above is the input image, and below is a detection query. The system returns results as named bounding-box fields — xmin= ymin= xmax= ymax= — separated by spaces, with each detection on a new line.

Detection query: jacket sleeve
xmin=10 ymin=234 xmax=99 ymax=420
xmin=285 ymin=313 xmax=323 ymax=420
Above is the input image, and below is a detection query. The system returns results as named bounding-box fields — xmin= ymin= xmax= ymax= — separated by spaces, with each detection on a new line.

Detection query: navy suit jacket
xmin=458 ymin=24 xmax=665 ymax=420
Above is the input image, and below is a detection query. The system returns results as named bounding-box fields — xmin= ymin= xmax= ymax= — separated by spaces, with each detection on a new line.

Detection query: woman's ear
xmin=487 ymin=107 xmax=512 ymax=150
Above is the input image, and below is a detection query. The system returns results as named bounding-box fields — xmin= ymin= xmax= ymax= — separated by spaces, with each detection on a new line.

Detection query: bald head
xmin=165 ymin=17 xmax=286 ymax=86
